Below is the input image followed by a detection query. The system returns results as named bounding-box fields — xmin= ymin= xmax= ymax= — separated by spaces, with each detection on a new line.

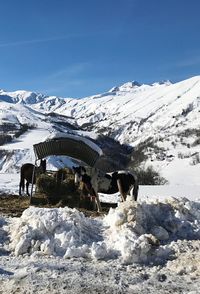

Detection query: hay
xmin=36 ymin=174 xmax=80 ymax=207
xmin=35 ymin=168 xmax=102 ymax=211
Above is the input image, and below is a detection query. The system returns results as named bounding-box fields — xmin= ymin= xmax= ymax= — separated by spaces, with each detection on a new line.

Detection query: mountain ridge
xmin=0 ymin=75 xmax=200 ymax=185
xmin=0 ymin=78 xmax=174 ymax=104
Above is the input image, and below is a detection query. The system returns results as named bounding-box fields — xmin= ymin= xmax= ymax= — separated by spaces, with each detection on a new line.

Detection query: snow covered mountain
xmin=0 ymin=75 xmax=200 ymax=185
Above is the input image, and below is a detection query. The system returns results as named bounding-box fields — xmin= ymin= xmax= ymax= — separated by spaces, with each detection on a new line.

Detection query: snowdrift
xmin=6 ymin=197 xmax=200 ymax=265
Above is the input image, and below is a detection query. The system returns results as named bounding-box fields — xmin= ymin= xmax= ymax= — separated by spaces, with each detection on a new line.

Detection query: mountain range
xmin=0 ymin=75 xmax=200 ymax=185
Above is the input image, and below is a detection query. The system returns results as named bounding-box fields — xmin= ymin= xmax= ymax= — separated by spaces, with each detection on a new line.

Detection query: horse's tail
xmin=131 ymin=173 xmax=139 ymax=201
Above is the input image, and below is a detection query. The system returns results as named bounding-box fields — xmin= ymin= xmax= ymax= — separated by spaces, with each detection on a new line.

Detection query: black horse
xmin=73 ymin=166 xmax=139 ymax=212
xmin=19 ymin=159 xmax=46 ymax=196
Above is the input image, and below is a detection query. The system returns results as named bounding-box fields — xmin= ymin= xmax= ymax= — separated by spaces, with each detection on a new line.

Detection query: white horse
xmin=73 ymin=166 xmax=139 ymax=212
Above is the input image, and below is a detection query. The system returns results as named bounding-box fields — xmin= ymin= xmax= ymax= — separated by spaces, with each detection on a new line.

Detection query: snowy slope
xmin=0 ymin=76 xmax=200 ymax=184
xmin=53 ymin=76 xmax=200 ymax=147
xmin=45 ymin=76 xmax=200 ymax=185
xmin=0 ymin=100 xmax=90 ymax=172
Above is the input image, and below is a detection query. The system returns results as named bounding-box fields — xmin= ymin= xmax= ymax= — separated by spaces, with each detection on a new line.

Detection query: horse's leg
xmin=19 ymin=177 xmax=24 ymax=196
xmin=117 ymin=179 xmax=126 ymax=202
xmin=94 ymin=191 xmax=102 ymax=212
xmin=131 ymin=182 xmax=139 ymax=201
xmin=19 ymin=182 xmax=22 ymax=196
xmin=90 ymin=187 xmax=102 ymax=212
xmin=26 ymin=181 xmax=30 ymax=196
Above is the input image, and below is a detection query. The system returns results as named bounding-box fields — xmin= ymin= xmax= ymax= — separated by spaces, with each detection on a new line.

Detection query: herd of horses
xmin=19 ymin=160 xmax=139 ymax=212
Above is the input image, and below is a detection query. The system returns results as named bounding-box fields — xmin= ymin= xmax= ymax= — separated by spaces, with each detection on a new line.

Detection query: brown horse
xmin=19 ymin=159 xmax=46 ymax=196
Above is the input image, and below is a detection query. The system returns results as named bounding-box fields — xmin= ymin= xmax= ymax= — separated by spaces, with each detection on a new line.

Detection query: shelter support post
xmin=30 ymin=160 xmax=37 ymax=204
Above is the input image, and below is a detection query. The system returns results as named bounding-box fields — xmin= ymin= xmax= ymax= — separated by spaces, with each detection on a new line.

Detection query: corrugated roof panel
xmin=33 ymin=137 xmax=102 ymax=167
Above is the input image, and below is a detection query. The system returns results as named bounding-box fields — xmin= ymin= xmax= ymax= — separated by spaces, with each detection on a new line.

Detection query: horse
xmin=72 ymin=166 xmax=139 ymax=212
xmin=19 ymin=159 xmax=46 ymax=196
xmin=54 ymin=167 xmax=73 ymax=183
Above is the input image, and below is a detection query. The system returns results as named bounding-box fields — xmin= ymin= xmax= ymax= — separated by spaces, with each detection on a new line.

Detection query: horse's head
xmin=40 ymin=159 xmax=46 ymax=173
xmin=34 ymin=159 xmax=46 ymax=174
xmin=72 ymin=166 xmax=86 ymax=185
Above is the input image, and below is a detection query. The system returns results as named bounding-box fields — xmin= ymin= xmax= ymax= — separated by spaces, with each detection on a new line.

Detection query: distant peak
xmin=151 ymin=80 xmax=172 ymax=86
xmin=120 ymin=81 xmax=141 ymax=89
xmin=109 ymin=81 xmax=141 ymax=93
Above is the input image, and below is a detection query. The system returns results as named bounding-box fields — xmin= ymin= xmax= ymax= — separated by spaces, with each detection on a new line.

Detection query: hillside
xmin=0 ymin=75 xmax=200 ymax=184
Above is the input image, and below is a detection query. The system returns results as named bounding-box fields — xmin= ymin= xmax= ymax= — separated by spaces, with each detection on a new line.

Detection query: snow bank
xmin=9 ymin=206 xmax=103 ymax=258
xmin=104 ymin=197 xmax=200 ymax=264
xmin=8 ymin=198 xmax=200 ymax=265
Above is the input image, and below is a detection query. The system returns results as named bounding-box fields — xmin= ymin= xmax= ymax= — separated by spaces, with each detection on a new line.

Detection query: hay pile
xmin=36 ymin=170 xmax=80 ymax=207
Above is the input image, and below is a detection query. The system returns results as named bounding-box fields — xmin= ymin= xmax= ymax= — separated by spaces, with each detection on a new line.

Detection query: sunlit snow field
xmin=0 ymin=173 xmax=199 ymax=293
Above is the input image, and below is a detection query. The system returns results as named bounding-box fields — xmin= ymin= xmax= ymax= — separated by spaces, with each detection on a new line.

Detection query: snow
xmin=0 ymin=174 xmax=19 ymax=195
xmin=0 ymin=128 xmax=53 ymax=173
xmin=7 ymin=197 xmax=199 ymax=262
xmin=0 ymin=76 xmax=200 ymax=292
xmin=48 ymin=75 xmax=200 ymax=186
xmin=1 ymin=172 xmax=199 ymax=202
xmin=0 ymin=89 xmax=46 ymax=104
xmin=0 ymin=174 xmax=199 ymax=293
xmin=0 ymin=190 xmax=199 ymax=293
xmin=0 ymin=174 xmax=199 ymax=292
xmin=0 ymin=129 xmax=51 ymax=151
xmin=1 ymin=75 xmax=200 ymax=185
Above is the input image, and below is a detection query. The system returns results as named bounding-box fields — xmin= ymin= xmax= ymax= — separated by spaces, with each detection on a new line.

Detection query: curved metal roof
xmin=33 ymin=134 xmax=102 ymax=167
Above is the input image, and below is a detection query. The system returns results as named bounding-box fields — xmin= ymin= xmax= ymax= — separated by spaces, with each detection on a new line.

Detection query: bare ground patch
xmin=0 ymin=193 xmax=115 ymax=218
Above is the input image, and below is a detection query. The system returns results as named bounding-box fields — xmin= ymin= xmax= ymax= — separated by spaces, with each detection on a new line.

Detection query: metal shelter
xmin=33 ymin=135 xmax=102 ymax=167
xmin=30 ymin=134 xmax=103 ymax=201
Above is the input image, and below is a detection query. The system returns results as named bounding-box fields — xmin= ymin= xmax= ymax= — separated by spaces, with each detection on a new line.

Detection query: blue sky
xmin=0 ymin=0 xmax=200 ymax=98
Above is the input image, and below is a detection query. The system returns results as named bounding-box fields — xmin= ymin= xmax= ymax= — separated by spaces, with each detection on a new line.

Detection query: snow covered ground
xmin=0 ymin=174 xmax=199 ymax=293
xmin=1 ymin=172 xmax=200 ymax=202
xmin=0 ymin=76 xmax=200 ymax=292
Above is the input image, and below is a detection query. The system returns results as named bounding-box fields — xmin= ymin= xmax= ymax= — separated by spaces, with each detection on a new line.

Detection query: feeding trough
xmin=30 ymin=132 xmax=103 ymax=206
